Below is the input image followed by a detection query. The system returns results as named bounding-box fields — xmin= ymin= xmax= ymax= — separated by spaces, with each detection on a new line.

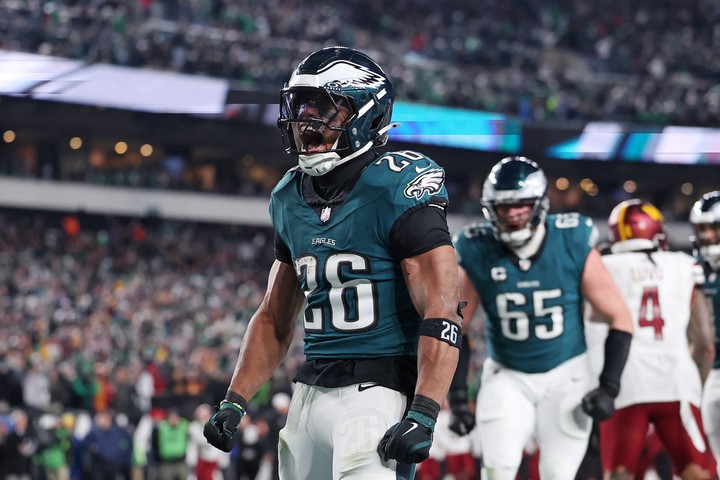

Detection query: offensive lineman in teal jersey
xmin=202 ymin=47 xmax=464 ymax=480
xmin=693 ymin=191 xmax=720 ymax=478
xmin=447 ymin=157 xmax=633 ymax=480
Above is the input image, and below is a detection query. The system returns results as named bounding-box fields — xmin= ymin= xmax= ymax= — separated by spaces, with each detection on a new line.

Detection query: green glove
xmin=378 ymin=410 xmax=435 ymax=463
xmin=203 ymin=400 xmax=245 ymax=452
xmin=377 ymin=394 xmax=440 ymax=464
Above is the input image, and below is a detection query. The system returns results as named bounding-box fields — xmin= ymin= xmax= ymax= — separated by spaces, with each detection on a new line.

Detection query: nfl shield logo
xmin=320 ymin=206 xmax=331 ymax=223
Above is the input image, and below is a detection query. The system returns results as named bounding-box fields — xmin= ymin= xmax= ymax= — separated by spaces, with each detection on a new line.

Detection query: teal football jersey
xmin=270 ymin=151 xmax=448 ymax=360
xmin=453 ymin=213 xmax=596 ymax=373
xmin=697 ymin=260 xmax=720 ymax=368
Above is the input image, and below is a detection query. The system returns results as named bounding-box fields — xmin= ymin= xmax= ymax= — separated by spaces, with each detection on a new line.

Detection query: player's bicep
xmin=689 ymin=287 xmax=715 ymax=381
xmin=581 ymin=249 xmax=632 ymax=332
xmin=689 ymin=287 xmax=714 ymax=347
xmin=458 ymin=265 xmax=482 ymax=325
xmin=402 ymin=245 xmax=460 ymax=321
xmin=259 ymin=260 xmax=305 ymax=340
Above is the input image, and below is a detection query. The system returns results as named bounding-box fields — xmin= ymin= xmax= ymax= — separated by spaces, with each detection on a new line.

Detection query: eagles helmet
xmin=278 ymin=46 xmax=395 ymax=176
xmin=607 ymin=199 xmax=668 ymax=253
xmin=481 ymin=156 xmax=549 ymax=247
xmin=690 ymin=191 xmax=720 ymax=263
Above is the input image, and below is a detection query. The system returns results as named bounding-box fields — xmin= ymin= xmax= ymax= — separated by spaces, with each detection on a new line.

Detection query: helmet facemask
xmin=280 ymin=88 xmax=354 ymax=155
xmin=693 ymin=223 xmax=720 ymax=263
xmin=690 ymin=191 xmax=720 ymax=264
xmin=481 ymin=157 xmax=549 ymax=248
xmin=277 ymin=47 xmax=396 ymax=176
xmin=483 ymin=196 xmax=549 ymax=247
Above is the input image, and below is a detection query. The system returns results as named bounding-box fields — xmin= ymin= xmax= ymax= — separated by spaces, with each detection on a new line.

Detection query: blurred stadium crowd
xmin=0 ymin=1 xmax=718 ymax=479
xmin=0 ymin=208 xmax=303 ymax=478
xmin=1 ymin=0 xmax=719 ymax=126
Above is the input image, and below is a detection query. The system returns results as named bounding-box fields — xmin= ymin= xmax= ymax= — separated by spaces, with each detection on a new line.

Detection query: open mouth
xmin=301 ymin=130 xmax=325 ymax=153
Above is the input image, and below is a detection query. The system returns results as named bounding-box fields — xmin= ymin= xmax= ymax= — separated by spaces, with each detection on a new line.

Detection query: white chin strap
xmin=505 ymin=223 xmax=546 ymax=259
xmin=500 ymin=228 xmax=533 ymax=248
xmin=701 ymin=244 xmax=720 ymax=268
xmin=298 ymin=141 xmax=372 ymax=176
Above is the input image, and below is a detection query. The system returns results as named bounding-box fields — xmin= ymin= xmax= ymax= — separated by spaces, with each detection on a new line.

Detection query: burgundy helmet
xmin=607 ymin=199 xmax=668 ymax=253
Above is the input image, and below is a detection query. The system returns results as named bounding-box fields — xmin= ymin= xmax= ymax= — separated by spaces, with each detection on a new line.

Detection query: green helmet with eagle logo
xmin=278 ymin=46 xmax=395 ymax=176
xmin=690 ymin=190 xmax=720 ymax=264
xmin=481 ymin=156 xmax=550 ymax=247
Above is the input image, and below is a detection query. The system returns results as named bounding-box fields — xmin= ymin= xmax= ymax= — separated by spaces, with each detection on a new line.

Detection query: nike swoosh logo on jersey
xmin=415 ymin=165 xmax=431 ymax=173
xmin=402 ymin=422 xmax=419 ymax=436
xmin=358 ymin=383 xmax=379 ymax=392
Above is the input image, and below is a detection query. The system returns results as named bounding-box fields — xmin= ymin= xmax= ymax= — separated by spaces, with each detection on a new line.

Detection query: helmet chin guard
xmin=298 ymin=142 xmax=372 ymax=176
xmin=499 ymin=227 xmax=534 ymax=247
xmin=297 ymin=152 xmax=343 ymax=177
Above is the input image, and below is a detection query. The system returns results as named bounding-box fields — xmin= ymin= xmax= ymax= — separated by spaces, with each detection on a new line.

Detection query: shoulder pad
xmin=548 ymin=212 xmax=597 ymax=247
xmin=271 ymin=167 xmax=300 ymax=196
xmin=548 ymin=212 xmax=593 ymax=229
xmin=368 ymin=150 xmax=447 ymax=204
xmin=453 ymin=222 xmax=492 ymax=243
xmin=370 ymin=150 xmax=436 ymax=173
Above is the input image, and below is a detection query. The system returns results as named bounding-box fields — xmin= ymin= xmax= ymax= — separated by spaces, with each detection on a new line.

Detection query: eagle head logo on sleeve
xmin=404 ymin=168 xmax=445 ymax=200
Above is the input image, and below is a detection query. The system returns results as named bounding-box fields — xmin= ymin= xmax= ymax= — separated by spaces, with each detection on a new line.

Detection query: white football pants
xmin=278 ymin=382 xmax=416 ymax=480
xmin=477 ymin=354 xmax=593 ymax=480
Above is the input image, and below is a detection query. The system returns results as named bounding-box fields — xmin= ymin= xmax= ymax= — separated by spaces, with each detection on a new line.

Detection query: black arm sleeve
xmin=599 ymin=329 xmax=632 ymax=397
xmin=448 ymin=335 xmax=471 ymax=407
xmin=389 ymin=197 xmax=452 ymax=259
xmin=273 ymin=230 xmax=293 ymax=264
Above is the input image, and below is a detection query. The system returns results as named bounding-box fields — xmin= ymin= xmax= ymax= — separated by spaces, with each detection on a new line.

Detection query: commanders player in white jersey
xmin=449 ymin=156 xmax=633 ymax=480
xmin=587 ymin=199 xmax=715 ymax=480
xmin=693 ymin=191 xmax=720 ymax=478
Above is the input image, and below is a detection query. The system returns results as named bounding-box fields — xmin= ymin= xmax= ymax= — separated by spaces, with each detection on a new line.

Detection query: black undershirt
xmin=312 ymin=150 xmax=376 ymax=201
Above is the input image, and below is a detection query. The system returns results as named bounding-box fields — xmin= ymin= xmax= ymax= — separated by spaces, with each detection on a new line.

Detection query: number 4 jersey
xmin=588 ymin=250 xmax=702 ymax=409
xmin=453 ymin=213 xmax=595 ymax=373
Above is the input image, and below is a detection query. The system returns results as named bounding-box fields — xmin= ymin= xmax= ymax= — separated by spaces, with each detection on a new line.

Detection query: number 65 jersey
xmin=453 ymin=213 xmax=595 ymax=373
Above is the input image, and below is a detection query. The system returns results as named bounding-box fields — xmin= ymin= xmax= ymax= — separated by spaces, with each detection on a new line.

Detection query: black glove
xmin=203 ymin=401 xmax=245 ymax=452
xmin=378 ymin=411 xmax=435 ymax=463
xmin=447 ymin=387 xmax=475 ymax=436
xmin=583 ymin=330 xmax=631 ymax=421
xmin=581 ymin=387 xmax=615 ymax=421
xmin=449 ymin=403 xmax=476 ymax=436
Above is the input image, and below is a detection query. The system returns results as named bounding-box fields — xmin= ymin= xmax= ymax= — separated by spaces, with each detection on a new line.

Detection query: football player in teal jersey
xmin=448 ymin=156 xmax=633 ymax=480
xmin=693 ymin=191 xmax=720 ymax=478
xmin=203 ymin=46 xmax=464 ymax=480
